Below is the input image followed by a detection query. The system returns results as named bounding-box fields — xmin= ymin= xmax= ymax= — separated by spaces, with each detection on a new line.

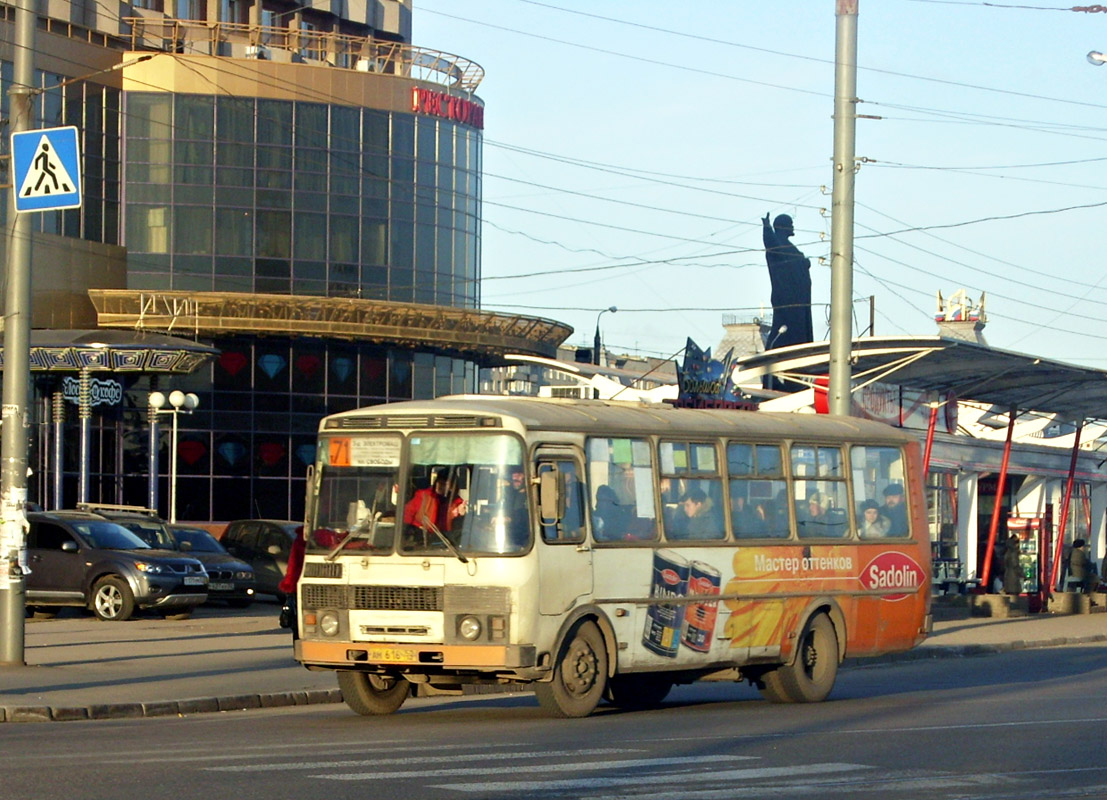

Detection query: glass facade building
xmin=0 ymin=4 xmax=569 ymax=523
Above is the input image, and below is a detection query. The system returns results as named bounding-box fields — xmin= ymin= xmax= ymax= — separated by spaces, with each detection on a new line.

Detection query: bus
xmin=293 ymin=396 xmax=931 ymax=718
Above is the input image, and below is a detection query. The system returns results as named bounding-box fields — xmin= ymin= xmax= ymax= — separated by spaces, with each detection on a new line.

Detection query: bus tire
xmin=338 ymin=671 xmax=410 ymax=716
xmin=604 ymin=674 xmax=672 ymax=710
xmin=758 ymin=613 xmax=838 ymax=704
xmin=534 ymin=620 xmax=607 ymax=718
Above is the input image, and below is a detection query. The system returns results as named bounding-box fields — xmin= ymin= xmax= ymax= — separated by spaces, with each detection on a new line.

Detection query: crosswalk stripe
xmin=433 ymin=762 xmax=871 ymax=793
xmin=207 ymin=748 xmax=636 ymax=773
xmin=317 ymin=754 xmax=758 ymax=782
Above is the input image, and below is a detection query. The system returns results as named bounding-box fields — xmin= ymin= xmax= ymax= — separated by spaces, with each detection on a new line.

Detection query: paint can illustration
xmin=642 ymin=549 xmax=690 ymax=658
xmin=681 ymin=560 xmax=722 ymax=653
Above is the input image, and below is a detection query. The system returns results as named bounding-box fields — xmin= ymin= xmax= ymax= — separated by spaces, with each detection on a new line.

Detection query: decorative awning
xmin=88 ymin=290 xmax=573 ymax=363
xmin=732 ymin=336 xmax=1107 ymax=423
xmin=0 ymin=329 xmax=217 ymax=374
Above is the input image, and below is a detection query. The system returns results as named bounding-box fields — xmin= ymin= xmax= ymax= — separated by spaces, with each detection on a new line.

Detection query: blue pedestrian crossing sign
xmin=11 ymin=126 xmax=82 ymax=213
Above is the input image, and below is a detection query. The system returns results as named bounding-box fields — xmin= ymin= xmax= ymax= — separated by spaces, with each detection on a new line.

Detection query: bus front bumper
xmin=296 ymin=639 xmax=537 ymax=670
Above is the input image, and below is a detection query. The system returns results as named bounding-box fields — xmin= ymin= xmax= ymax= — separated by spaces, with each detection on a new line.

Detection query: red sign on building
xmin=411 ymin=88 xmax=485 ymax=130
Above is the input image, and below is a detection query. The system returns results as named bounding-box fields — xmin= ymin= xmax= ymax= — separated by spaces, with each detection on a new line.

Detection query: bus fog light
xmin=459 ymin=615 xmax=482 ymax=641
xmin=320 ymin=612 xmax=340 ymax=637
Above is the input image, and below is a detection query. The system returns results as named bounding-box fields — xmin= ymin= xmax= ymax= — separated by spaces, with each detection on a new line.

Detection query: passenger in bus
xmin=755 ymin=499 xmax=787 ymax=537
xmin=675 ymin=488 xmax=723 ymax=540
xmin=859 ymin=499 xmax=891 ymax=538
xmin=592 ymin=485 xmax=629 ymax=541
xmin=502 ymin=465 xmax=530 ymax=544
xmin=403 ymin=472 xmax=467 ymax=536
xmin=731 ymin=494 xmax=762 ymax=537
xmin=881 ymin=484 xmax=909 ymax=535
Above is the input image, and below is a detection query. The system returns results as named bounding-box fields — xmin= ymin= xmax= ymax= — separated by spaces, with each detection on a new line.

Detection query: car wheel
xmin=758 ymin=613 xmax=838 ymax=703
xmin=534 ymin=620 xmax=608 ymax=718
xmin=338 ymin=671 xmax=410 ymax=715
xmin=91 ymin=576 xmax=135 ymax=621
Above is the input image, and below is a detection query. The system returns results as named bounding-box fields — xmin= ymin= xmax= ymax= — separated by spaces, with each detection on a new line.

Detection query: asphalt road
xmin=4 ymin=642 xmax=1107 ymax=800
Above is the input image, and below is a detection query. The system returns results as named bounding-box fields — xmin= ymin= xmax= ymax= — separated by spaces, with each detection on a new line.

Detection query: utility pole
xmin=0 ymin=0 xmax=35 ymax=666
xmin=828 ymin=0 xmax=858 ymax=417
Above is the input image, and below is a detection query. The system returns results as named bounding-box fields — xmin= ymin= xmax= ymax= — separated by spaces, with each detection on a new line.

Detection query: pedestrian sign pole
xmin=0 ymin=0 xmax=36 ymax=667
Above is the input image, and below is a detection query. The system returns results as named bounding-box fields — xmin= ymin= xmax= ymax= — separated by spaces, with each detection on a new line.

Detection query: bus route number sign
xmin=328 ymin=437 xmax=401 ymax=468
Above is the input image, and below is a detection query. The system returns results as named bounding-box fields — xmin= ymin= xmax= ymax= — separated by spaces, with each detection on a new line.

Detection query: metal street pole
xmin=828 ymin=0 xmax=858 ymax=417
xmin=0 ymin=0 xmax=36 ymax=666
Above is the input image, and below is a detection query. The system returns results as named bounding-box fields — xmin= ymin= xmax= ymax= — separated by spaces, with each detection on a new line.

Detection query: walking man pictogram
xmin=28 ymin=142 xmax=69 ymax=196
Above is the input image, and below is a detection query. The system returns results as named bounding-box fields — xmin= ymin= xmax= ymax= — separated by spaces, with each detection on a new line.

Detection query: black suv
xmin=77 ymin=504 xmax=256 ymax=608
xmin=25 ymin=510 xmax=208 ymax=621
xmin=221 ymin=519 xmax=301 ymax=598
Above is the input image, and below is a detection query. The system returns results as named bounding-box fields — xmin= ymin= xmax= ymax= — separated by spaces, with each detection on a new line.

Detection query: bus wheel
xmin=338 ymin=671 xmax=410 ymax=715
xmin=535 ymin=620 xmax=607 ymax=718
xmin=604 ymin=674 xmax=672 ymax=710
xmin=758 ymin=613 xmax=838 ymax=703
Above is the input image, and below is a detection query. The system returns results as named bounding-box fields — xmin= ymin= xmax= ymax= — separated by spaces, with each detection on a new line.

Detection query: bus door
xmin=536 ymin=455 xmax=593 ymax=615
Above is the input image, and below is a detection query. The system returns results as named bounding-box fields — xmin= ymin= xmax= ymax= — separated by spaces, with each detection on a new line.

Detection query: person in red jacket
xmin=278 ymin=526 xmax=305 ymax=637
xmin=403 ymin=473 xmax=466 ymax=536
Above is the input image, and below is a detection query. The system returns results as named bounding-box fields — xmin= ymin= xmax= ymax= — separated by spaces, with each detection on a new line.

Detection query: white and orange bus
xmin=294 ymin=396 xmax=931 ymax=718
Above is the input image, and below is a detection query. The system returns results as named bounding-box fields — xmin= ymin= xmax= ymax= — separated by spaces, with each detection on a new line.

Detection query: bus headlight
xmin=319 ymin=611 xmax=340 ymax=637
xmin=458 ymin=615 xmax=482 ymax=641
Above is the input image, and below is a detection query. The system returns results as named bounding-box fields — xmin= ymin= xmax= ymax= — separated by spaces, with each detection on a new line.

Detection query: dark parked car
xmin=168 ymin=525 xmax=256 ymax=607
xmin=25 ymin=510 xmax=208 ymax=621
xmin=75 ymin=504 xmax=256 ymax=608
xmin=220 ymin=519 xmax=301 ymax=598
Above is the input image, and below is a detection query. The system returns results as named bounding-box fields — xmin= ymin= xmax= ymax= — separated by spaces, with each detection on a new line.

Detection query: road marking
xmin=433 ymin=763 xmax=870 ymax=793
xmin=206 ymin=747 xmax=637 ymax=772
xmin=317 ymin=754 xmax=758 ymax=781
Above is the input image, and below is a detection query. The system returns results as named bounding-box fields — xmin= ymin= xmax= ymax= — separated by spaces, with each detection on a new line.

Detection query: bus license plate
xmin=184 ymin=576 xmax=206 ymax=586
xmin=368 ymin=646 xmax=416 ymax=663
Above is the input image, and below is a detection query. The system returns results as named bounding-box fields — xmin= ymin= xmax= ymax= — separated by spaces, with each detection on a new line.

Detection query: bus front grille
xmin=302 ymin=583 xmax=444 ymax=611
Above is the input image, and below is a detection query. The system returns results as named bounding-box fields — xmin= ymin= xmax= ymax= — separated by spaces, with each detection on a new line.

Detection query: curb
xmin=845 ymin=632 xmax=1107 ymax=670
xmin=0 ymin=688 xmax=343 ymax=724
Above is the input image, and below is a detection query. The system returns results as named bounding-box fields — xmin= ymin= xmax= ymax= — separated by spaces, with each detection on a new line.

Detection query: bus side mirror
xmin=539 ymin=470 xmax=560 ymax=524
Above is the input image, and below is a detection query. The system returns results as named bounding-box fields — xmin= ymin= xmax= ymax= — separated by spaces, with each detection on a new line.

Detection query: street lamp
xmin=593 ymin=306 xmax=617 ymax=366
xmin=149 ymin=390 xmax=199 ymax=524
xmin=1088 ymin=51 xmax=1107 ymax=66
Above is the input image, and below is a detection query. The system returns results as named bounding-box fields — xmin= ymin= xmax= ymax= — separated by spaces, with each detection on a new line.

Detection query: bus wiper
xmin=422 ymin=520 xmax=468 ymax=564
xmin=325 ymin=511 xmax=381 ymax=562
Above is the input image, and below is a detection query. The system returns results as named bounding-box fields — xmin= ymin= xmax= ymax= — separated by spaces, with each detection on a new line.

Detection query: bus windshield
xmin=399 ymin=433 xmax=530 ymax=556
xmin=310 ymin=434 xmax=402 ymax=555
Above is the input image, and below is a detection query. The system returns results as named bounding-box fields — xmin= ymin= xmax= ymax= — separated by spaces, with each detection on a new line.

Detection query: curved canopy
xmin=0 ymin=329 xmax=218 ymax=374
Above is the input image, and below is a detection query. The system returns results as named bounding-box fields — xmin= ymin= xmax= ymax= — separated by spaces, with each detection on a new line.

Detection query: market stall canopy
xmin=0 ymin=329 xmax=218 ymax=374
xmin=731 ymin=336 xmax=1107 ymax=423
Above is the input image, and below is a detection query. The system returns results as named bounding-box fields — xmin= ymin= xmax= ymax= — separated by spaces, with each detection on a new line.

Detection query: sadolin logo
xmin=860 ymin=552 xmax=925 ymax=601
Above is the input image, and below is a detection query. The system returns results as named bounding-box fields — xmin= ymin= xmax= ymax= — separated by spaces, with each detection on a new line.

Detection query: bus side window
xmin=539 ymin=461 xmax=585 ymax=544
xmin=586 ymin=436 xmax=658 ymax=542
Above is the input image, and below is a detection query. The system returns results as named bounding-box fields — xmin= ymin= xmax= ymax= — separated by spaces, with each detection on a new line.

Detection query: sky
xmin=415 ymin=0 xmax=1107 ymax=368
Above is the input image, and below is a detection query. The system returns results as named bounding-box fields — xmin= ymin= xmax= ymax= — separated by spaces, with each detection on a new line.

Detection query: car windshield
xmin=69 ymin=521 xmax=151 ymax=550
xmin=116 ymin=519 xmax=175 ymax=549
xmin=173 ymin=528 xmax=226 ymax=553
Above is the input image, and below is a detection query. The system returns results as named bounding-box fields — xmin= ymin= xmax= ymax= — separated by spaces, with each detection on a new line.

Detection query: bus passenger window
xmin=660 ymin=441 xmax=724 ymax=541
xmin=728 ymin=443 xmax=789 ymax=539
xmin=792 ymin=444 xmax=850 ymax=539
xmin=852 ymin=445 xmax=910 ymax=538
xmin=586 ymin=437 xmax=658 ymax=542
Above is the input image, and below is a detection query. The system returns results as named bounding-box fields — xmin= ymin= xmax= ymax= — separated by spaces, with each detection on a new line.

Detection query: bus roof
xmin=321 ymin=395 xmax=916 ymax=444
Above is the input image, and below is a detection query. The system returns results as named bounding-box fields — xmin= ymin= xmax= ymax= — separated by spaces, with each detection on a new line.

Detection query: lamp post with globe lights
xmin=148 ymin=390 xmax=199 ymax=523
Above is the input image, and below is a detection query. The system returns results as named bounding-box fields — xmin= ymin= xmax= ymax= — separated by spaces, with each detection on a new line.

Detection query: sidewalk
xmin=2 ymin=602 xmax=1107 ymax=723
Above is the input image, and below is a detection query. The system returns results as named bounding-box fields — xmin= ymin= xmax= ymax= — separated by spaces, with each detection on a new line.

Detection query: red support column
xmin=923 ymin=403 xmax=939 ymax=476
xmin=1048 ymin=420 xmax=1083 ymax=594
xmin=980 ymin=408 xmax=1016 ymax=591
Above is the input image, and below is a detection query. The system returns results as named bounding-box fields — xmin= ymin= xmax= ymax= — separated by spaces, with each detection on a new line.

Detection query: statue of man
xmin=762 ymin=213 xmax=813 ymax=349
